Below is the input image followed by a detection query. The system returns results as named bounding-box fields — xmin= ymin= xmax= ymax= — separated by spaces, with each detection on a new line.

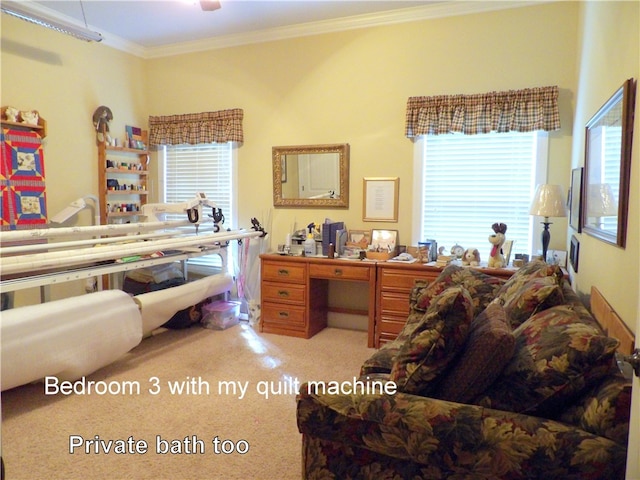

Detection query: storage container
xmin=201 ymin=300 xmax=240 ymax=330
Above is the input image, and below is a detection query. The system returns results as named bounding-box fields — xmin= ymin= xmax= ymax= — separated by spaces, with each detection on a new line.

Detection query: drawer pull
xmin=334 ymin=269 xmax=343 ymax=276
xmin=277 ymin=290 xmax=290 ymax=297
xmin=278 ymin=311 xmax=289 ymax=318
xmin=277 ymin=269 xmax=290 ymax=277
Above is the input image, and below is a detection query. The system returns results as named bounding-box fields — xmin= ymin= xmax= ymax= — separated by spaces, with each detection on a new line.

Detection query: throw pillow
xmin=473 ymin=305 xmax=619 ymax=417
xmin=495 ymin=258 xmax=563 ymax=304
xmin=415 ymin=264 xmax=505 ymax=317
xmin=390 ymin=286 xmax=474 ymax=396
xmin=500 ymin=275 xmax=565 ymax=329
xmin=434 ymin=301 xmax=515 ymax=403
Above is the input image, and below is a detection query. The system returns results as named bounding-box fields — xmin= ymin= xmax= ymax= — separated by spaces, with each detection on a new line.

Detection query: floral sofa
xmin=296 ymin=260 xmax=631 ymax=479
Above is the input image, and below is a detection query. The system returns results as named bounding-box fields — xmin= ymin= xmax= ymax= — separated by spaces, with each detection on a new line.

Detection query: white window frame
xmin=156 ymin=142 xmax=238 ymax=275
xmin=412 ymin=132 xmax=549 ymax=257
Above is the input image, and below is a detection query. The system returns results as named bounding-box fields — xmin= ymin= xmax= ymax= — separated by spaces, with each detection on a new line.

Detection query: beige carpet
xmin=1 ymin=323 xmax=374 ymax=480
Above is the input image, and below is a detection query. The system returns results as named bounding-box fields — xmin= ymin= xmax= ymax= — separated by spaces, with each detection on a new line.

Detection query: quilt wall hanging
xmin=1 ymin=128 xmax=48 ymax=231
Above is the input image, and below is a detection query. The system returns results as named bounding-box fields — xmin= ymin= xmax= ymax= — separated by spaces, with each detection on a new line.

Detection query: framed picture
xmin=346 ymin=229 xmax=371 ymax=248
xmin=569 ymin=235 xmax=580 ymax=272
xmin=569 ymin=167 xmax=583 ymax=232
xmin=371 ymin=229 xmax=398 ymax=254
xmin=502 ymin=240 xmax=514 ymax=266
xmin=363 ymin=177 xmax=399 ymax=222
xmin=582 ymin=78 xmax=636 ymax=247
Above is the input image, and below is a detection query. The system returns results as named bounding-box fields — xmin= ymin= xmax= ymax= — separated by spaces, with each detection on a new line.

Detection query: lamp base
xmin=541 ymin=219 xmax=552 ymax=262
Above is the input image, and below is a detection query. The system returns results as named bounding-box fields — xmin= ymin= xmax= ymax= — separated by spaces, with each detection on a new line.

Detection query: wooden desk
xmin=260 ymin=254 xmax=377 ymax=344
xmin=260 ymin=254 xmax=516 ymax=348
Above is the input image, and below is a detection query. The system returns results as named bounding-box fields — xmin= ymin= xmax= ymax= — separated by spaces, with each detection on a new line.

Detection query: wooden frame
xmin=363 ymin=177 xmax=399 ymax=222
xmin=582 ymin=78 xmax=636 ymax=247
xmin=569 ymin=167 xmax=583 ymax=232
xmin=591 ymin=287 xmax=635 ymax=356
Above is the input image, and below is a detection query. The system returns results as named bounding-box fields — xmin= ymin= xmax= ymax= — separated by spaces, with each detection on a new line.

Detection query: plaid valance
xmin=148 ymin=109 xmax=244 ymax=145
xmin=405 ymin=86 xmax=560 ymax=137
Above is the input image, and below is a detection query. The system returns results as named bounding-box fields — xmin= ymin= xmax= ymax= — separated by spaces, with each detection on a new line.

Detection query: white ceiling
xmin=23 ymin=1 xmax=537 ymax=58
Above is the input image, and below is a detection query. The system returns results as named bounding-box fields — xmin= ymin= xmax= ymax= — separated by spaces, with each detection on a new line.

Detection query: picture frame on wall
xmin=363 ymin=177 xmax=399 ymax=222
xmin=569 ymin=167 xmax=583 ymax=232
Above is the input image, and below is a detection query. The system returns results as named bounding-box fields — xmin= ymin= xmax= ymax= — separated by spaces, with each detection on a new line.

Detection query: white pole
xmin=1 ymin=229 xmax=262 ymax=275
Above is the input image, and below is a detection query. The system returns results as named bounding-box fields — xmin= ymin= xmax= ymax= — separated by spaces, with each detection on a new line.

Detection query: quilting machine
xmin=0 ymin=194 xmax=267 ymax=391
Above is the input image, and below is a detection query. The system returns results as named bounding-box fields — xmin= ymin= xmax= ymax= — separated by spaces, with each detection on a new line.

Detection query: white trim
xmin=412 ymin=137 xmax=425 ymax=245
xmin=23 ymin=1 xmax=547 ymax=59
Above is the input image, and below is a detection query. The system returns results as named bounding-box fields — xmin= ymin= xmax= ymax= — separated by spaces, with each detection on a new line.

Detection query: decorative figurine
xmin=92 ymin=105 xmax=113 ymax=143
xmin=488 ymin=222 xmax=508 ymax=268
xmin=461 ymin=248 xmax=481 ymax=267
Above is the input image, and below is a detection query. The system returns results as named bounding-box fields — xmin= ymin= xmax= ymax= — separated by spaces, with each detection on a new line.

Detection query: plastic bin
xmin=201 ymin=300 xmax=240 ymax=330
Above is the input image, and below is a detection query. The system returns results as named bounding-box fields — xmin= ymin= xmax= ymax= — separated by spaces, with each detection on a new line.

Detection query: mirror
xmin=272 ymin=143 xmax=349 ymax=208
xmin=582 ymin=78 xmax=636 ymax=248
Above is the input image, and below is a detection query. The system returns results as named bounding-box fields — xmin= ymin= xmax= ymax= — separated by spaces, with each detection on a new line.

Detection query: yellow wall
xmin=570 ymin=1 xmax=640 ymax=330
xmin=1 ymin=15 xmax=147 ymax=303
xmin=3 ymin=1 xmax=638 ymax=332
xmin=144 ymin=1 xmax=578 ymax=252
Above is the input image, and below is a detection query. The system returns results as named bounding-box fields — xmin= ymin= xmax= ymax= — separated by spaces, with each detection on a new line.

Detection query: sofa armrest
xmin=296 ymin=384 xmax=626 ymax=479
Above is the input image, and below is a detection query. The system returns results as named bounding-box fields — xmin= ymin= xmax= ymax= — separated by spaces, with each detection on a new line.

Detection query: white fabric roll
xmin=1 ymin=290 xmax=142 ymax=391
xmin=134 ymin=274 xmax=234 ymax=335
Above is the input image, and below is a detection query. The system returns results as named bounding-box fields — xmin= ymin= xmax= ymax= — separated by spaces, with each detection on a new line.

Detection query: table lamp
xmin=529 ymin=184 xmax=567 ymax=262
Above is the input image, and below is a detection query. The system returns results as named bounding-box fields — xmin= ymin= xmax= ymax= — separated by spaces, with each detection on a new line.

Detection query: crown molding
xmin=144 ymin=1 xmax=544 ymax=59
xmin=15 ymin=1 xmax=548 ymax=59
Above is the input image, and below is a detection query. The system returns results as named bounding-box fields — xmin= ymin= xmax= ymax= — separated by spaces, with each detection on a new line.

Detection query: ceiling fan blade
xmin=200 ymin=0 xmax=221 ymax=11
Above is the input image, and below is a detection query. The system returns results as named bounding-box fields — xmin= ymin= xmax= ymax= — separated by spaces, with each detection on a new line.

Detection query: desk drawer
xmin=261 ymin=302 xmax=306 ymax=329
xmin=262 ymin=261 xmax=306 ymax=284
xmin=380 ymin=291 xmax=411 ymax=316
xmin=379 ymin=268 xmax=436 ymax=290
xmin=309 ymin=263 xmax=370 ymax=281
xmin=262 ymin=281 xmax=305 ymax=305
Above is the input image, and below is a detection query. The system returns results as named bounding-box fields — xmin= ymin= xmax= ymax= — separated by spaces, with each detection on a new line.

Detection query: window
xmin=413 ymin=131 xmax=548 ymax=258
xmin=160 ymin=142 xmax=237 ymax=271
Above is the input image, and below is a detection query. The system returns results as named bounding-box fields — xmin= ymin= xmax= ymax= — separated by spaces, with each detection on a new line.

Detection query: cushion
xmin=415 ymin=264 xmax=505 ymax=317
xmin=473 ymin=305 xmax=619 ymax=417
xmin=558 ymin=366 xmax=631 ymax=446
xmin=500 ymin=275 xmax=565 ymax=329
xmin=390 ymin=286 xmax=474 ymax=396
xmin=495 ymin=258 xmax=563 ymax=304
xmin=434 ymin=301 xmax=515 ymax=403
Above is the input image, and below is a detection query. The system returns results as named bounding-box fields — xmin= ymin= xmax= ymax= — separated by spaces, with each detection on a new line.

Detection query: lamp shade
xmin=529 ymin=184 xmax=567 ymax=218
xmin=587 ymin=183 xmax=617 ymax=216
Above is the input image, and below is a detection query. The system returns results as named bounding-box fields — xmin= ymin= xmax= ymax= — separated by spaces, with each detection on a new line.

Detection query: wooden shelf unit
xmin=97 ymin=130 xmax=149 ymax=225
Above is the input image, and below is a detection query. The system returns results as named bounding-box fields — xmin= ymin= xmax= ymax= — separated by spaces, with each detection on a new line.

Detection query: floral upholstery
xmin=415 ymin=264 xmax=505 ymax=316
xmin=297 ymin=389 xmax=627 ymax=479
xmin=558 ymin=365 xmax=631 ymax=446
xmin=361 ymin=266 xmax=504 ymax=376
xmin=500 ymin=275 xmax=565 ymax=328
xmin=495 ymin=258 xmax=563 ymax=304
xmin=474 ymin=305 xmax=619 ymax=416
xmin=298 ymin=264 xmax=630 ymax=480
xmin=390 ymin=286 xmax=474 ymax=396
xmin=434 ymin=300 xmax=515 ymax=403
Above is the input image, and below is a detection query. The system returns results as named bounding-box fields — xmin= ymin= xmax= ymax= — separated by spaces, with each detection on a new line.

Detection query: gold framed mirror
xmin=272 ymin=143 xmax=349 ymax=208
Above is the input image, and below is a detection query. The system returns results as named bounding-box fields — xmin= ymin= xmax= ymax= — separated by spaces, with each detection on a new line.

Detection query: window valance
xmin=149 ymin=109 xmax=243 ymax=145
xmin=405 ymin=86 xmax=560 ymax=137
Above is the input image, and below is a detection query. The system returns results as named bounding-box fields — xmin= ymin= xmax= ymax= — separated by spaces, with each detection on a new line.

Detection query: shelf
xmin=1 ymin=106 xmax=47 ymax=138
xmin=107 ymin=190 xmax=148 ymax=195
xmin=98 ymin=129 xmax=149 ymax=226
xmin=105 ymin=168 xmax=148 ymax=175
xmin=105 ymin=145 xmax=149 ymax=155
xmin=108 ymin=212 xmax=142 ymax=218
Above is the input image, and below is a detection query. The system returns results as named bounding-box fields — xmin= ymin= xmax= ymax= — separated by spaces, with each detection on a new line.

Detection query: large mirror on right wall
xmin=582 ymin=77 xmax=637 ymax=248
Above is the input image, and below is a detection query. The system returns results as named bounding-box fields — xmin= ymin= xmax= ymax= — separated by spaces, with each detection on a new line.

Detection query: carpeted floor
xmin=1 ymin=323 xmax=374 ymax=480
